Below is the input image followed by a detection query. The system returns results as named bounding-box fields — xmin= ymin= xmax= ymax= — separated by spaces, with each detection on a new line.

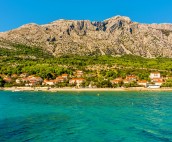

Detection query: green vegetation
xmin=0 ymin=77 xmax=5 ymax=87
xmin=1 ymin=43 xmax=172 ymax=88
xmin=1 ymin=54 xmax=172 ymax=78
xmin=162 ymin=79 xmax=172 ymax=87
xmin=1 ymin=43 xmax=172 ymax=71
xmin=0 ymin=43 xmax=52 ymax=58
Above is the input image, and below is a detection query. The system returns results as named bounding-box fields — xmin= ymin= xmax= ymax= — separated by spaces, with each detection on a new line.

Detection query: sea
xmin=0 ymin=91 xmax=172 ymax=142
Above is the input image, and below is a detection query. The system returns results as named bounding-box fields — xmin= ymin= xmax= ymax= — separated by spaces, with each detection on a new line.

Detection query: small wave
xmin=140 ymin=129 xmax=172 ymax=142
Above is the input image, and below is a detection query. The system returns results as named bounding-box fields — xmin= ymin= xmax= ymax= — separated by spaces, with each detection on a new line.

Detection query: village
xmin=1 ymin=70 xmax=171 ymax=89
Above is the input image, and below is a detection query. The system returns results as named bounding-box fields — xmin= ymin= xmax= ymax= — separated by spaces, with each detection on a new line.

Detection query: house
xmin=11 ymin=74 xmax=18 ymax=78
xmin=137 ymin=80 xmax=148 ymax=87
xmin=69 ymin=78 xmax=85 ymax=85
xmin=123 ymin=79 xmax=130 ymax=84
xmin=27 ymin=76 xmax=43 ymax=86
xmin=27 ymin=76 xmax=43 ymax=82
xmin=28 ymin=81 xmax=37 ymax=86
xmin=42 ymin=79 xmax=57 ymax=86
xmin=56 ymin=76 xmax=65 ymax=83
xmin=76 ymin=78 xmax=85 ymax=84
xmin=69 ymin=79 xmax=76 ymax=84
xmin=110 ymin=78 xmax=123 ymax=84
xmin=123 ymin=75 xmax=137 ymax=84
xmin=21 ymin=78 xmax=29 ymax=83
xmin=76 ymin=70 xmax=84 ymax=77
xmin=126 ymin=75 xmax=137 ymax=82
xmin=151 ymin=78 xmax=163 ymax=82
xmin=3 ymin=77 xmax=12 ymax=83
xmin=20 ymin=73 xmax=29 ymax=78
xmin=150 ymin=72 xmax=161 ymax=79
xmin=16 ymin=79 xmax=21 ymax=84
xmin=149 ymin=72 xmax=164 ymax=86
xmin=62 ymin=74 xmax=68 ymax=80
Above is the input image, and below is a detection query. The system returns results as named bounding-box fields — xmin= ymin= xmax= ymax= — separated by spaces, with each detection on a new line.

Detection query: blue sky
xmin=1 ymin=0 xmax=172 ymax=32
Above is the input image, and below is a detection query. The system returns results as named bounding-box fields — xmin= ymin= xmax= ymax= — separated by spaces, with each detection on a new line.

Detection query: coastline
xmin=1 ymin=87 xmax=172 ymax=92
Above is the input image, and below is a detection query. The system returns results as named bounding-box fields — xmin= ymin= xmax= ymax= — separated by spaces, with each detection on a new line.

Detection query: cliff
xmin=1 ymin=16 xmax=172 ymax=58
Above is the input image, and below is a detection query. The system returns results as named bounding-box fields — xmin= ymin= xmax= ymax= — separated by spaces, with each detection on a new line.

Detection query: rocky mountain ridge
xmin=1 ymin=16 xmax=172 ymax=57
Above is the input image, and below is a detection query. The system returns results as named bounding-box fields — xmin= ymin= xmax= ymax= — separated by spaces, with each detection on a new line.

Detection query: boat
xmin=147 ymin=85 xmax=160 ymax=89
xmin=12 ymin=89 xmax=21 ymax=92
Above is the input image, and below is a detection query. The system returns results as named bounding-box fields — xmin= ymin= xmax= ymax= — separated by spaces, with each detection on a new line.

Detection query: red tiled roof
xmin=151 ymin=72 xmax=160 ymax=74
xmin=115 ymin=77 xmax=122 ymax=80
xmin=152 ymin=78 xmax=163 ymax=82
xmin=56 ymin=76 xmax=63 ymax=79
xmin=11 ymin=74 xmax=18 ymax=78
xmin=138 ymin=80 xmax=148 ymax=83
xmin=3 ymin=77 xmax=12 ymax=82
xmin=111 ymin=80 xmax=121 ymax=83
xmin=155 ymin=81 xmax=164 ymax=83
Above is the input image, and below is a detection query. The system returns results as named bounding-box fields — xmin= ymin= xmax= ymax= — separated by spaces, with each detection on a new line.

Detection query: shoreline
xmin=1 ymin=87 xmax=172 ymax=92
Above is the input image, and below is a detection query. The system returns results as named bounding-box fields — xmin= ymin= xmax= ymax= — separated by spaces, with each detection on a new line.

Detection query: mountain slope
xmin=1 ymin=16 xmax=172 ymax=58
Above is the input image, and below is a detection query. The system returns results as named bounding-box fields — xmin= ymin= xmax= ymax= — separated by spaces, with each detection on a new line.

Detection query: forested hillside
xmin=1 ymin=44 xmax=172 ymax=79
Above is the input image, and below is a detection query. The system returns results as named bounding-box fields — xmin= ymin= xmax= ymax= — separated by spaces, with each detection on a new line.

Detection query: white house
xmin=16 ymin=79 xmax=21 ymax=84
xmin=62 ymin=74 xmax=68 ymax=80
xmin=69 ymin=78 xmax=85 ymax=85
xmin=26 ymin=76 xmax=43 ymax=86
xmin=56 ymin=76 xmax=65 ymax=83
xmin=19 ymin=73 xmax=29 ymax=78
xmin=110 ymin=78 xmax=123 ymax=84
xmin=42 ymin=80 xmax=57 ymax=86
xmin=123 ymin=79 xmax=129 ymax=84
xmin=76 ymin=70 xmax=84 ymax=77
xmin=150 ymin=72 xmax=161 ymax=79
xmin=137 ymin=80 xmax=148 ymax=87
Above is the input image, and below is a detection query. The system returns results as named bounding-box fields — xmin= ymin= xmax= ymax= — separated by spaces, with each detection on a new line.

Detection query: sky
xmin=1 ymin=0 xmax=172 ymax=32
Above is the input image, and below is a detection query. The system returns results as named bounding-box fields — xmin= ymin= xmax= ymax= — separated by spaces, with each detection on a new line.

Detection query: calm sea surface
xmin=0 ymin=91 xmax=172 ymax=142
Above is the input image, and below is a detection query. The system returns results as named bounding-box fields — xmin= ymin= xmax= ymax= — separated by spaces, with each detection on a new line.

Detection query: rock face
xmin=1 ymin=15 xmax=172 ymax=57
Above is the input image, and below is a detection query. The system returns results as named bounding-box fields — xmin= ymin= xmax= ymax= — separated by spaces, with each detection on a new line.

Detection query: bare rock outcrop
xmin=1 ymin=15 xmax=172 ymax=57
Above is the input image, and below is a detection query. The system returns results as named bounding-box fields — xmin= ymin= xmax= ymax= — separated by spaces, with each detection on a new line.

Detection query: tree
xmin=0 ymin=77 xmax=5 ymax=87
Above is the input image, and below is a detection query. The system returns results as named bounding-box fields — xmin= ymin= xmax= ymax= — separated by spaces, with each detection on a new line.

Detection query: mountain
xmin=1 ymin=16 xmax=172 ymax=58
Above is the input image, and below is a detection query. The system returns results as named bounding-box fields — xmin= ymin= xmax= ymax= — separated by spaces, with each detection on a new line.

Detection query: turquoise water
xmin=0 ymin=91 xmax=172 ymax=142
